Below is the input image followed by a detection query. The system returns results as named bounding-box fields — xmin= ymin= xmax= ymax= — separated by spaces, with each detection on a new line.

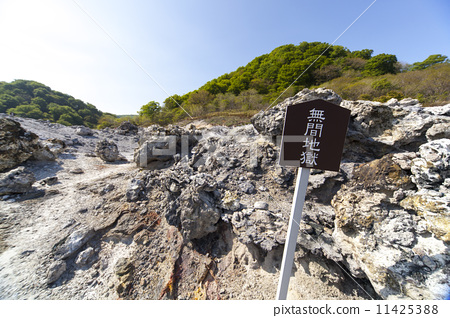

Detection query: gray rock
xmin=278 ymin=87 xmax=342 ymax=108
xmin=190 ymin=173 xmax=217 ymax=192
xmin=426 ymin=123 xmax=450 ymax=141
xmin=95 ymin=139 xmax=119 ymax=162
xmin=116 ymin=121 xmax=138 ymax=135
xmin=411 ymin=139 xmax=450 ymax=189
xmin=254 ymin=201 xmax=269 ymax=210
xmin=75 ymin=126 xmax=93 ymax=136
xmin=231 ymin=209 xmax=286 ymax=251
xmin=392 ymin=152 xmax=417 ymax=170
xmin=75 ymin=247 xmax=95 ymax=266
xmin=40 ymin=176 xmax=58 ymax=186
xmin=0 ymin=118 xmax=39 ymax=172
xmin=0 ymin=166 xmax=35 ymax=195
xmin=399 ymin=98 xmax=420 ymax=106
xmin=126 ymin=178 xmax=145 ymax=202
xmin=176 ymin=184 xmax=221 ymax=240
xmin=40 ymin=138 xmax=66 ymax=155
xmin=239 ymin=181 xmax=255 ymax=194
xmin=251 ymin=103 xmax=286 ymax=136
xmin=31 ymin=144 xmax=56 ymax=161
xmin=46 ymin=260 xmax=66 ymax=284
xmin=70 ymin=168 xmax=84 ymax=174
xmin=100 ymin=183 xmax=115 ymax=195
xmin=376 ymin=210 xmax=416 ymax=247
xmin=55 ymin=226 xmax=95 ymax=259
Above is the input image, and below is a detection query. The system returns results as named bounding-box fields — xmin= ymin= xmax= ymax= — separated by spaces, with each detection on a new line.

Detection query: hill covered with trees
xmin=138 ymin=42 xmax=449 ymax=126
xmin=2 ymin=42 xmax=448 ymax=128
xmin=0 ymin=80 xmax=103 ymax=127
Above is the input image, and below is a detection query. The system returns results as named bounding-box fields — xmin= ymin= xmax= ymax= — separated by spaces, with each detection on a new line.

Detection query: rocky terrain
xmin=0 ymin=88 xmax=449 ymax=300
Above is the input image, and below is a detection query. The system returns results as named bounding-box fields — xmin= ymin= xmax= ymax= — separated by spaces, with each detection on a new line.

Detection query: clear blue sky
xmin=1 ymin=0 xmax=449 ymax=114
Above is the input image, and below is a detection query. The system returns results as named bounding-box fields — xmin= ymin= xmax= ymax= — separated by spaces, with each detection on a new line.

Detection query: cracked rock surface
xmin=0 ymin=89 xmax=449 ymax=300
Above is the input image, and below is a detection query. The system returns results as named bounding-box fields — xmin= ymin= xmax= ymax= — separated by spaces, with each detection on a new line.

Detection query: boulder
xmin=177 ymin=184 xmax=221 ymax=241
xmin=95 ymin=139 xmax=119 ymax=162
xmin=0 ymin=166 xmax=35 ymax=195
xmin=163 ymin=171 xmax=221 ymax=241
xmin=426 ymin=123 xmax=450 ymax=141
xmin=54 ymin=226 xmax=95 ymax=259
xmin=330 ymin=149 xmax=450 ymax=299
xmin=0 ymin=118 xmax=38 ymax=172
xmin=116 ymin=121 xmax=138 ymax=135
xmin=31 ymin=144 xmax=56 ymax=161
xmin=46 ymin=260 xmax=67 ymax=284
xmin=75 ymin=126 xmax=93 ymax=136
xmin=126 ymin=178 xmax=145 ymax=202
xmin=403 ymin=139 xmax=450 ymax=242
xmin=75 ymin=247 xmax=95 ymax=266
xmin=40 ymin=138 xmax=66 ymax=155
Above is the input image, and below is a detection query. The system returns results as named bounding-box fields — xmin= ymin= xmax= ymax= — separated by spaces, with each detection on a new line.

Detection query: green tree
xmin=351 ymin=49 xmax=373 ymax=60
xmin=8 ymin=104 xmax=43 ymax=119
xmin=236 ymin=89 xmax=263 ymax=111
xmin=163 ymin=95 xmax=185 ymax=111
xmin=410 ymin=54 xmax=448 ymax=71
xmin=362 ymin=54 xmax=398 ymax=77
xmin=185 ymin=90 xmax=213 ymax=116
xmin=138 ymin=101 xmax=161 ymax=118
xmin=0 ymin=94 xmax=21 ymax=109
xmin=31 ymin=97 xmax=48 ymax=112
xmin=57 ymin=112 xmax=83 ymax=125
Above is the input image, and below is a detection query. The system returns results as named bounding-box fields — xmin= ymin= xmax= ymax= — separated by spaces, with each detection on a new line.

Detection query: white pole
xmin=276 ymin=167 xmax=310 ymax=300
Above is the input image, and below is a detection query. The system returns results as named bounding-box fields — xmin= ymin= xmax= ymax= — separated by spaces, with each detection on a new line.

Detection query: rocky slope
xmin=0 ymin=88 xmax=448 ymax=300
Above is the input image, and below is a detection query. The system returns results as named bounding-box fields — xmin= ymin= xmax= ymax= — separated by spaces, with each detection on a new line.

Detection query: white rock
xmin=75 ymin=247 xmax=94 ymax=266
xmin=254 ymin=201 xmax=269 ymax=210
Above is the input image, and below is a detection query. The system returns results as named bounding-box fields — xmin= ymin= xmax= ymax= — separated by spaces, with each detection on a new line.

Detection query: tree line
xmin=139 ymin=41 xmax=448 ymax=125
xmin=0 ymin=80 xmax=102 ymax=127
xmin=1 ymin=42 xmax=447 ymax=128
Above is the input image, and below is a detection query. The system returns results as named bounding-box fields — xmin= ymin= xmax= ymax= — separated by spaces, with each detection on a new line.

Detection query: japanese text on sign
xmin=301 ymin=108 xmax=325 ymax=166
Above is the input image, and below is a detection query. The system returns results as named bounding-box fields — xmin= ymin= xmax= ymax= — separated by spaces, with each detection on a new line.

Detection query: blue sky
xmin=1 ymin=0 xmax=449 ymax=114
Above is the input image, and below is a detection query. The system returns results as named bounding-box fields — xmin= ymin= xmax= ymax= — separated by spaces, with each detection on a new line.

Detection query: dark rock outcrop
xmin=95 ymin=139 xmax=119 ymax=162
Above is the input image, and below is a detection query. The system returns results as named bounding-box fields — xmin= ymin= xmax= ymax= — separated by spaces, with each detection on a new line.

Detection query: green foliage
xmin=410 ymin=54 xmax=448 ymax=71
xmin=137 ymin=42 xmax=448 ymax=126
xmin=8 ymin=104 xmax=44 ymax=119
xmin=374 ymin=91 xmax=405 ymax=103
xmin=371 ymin=78 xmax=393 ymax=91
xmin=138 ymin=101 xmax=161 ymax=118
xmin=163 ymin=94 xmax=186 ymax=110
xmin=97 ymin=113 xmax=118 ymax=129
xmin=0 ymin=79 xmax=102 ymax=127
xmin=362 ymin=54 xmax=398 ymax=77
xmin=322 ymin=63 xmax=450 ymax=105
xmin=351 ymin=49 xmax=373 ymax=60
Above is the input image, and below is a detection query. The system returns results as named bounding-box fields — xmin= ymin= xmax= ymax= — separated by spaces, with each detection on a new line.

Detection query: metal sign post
xmin=276 ymin=167 xmax=310 ymax=300
xmin=276 ymin=99 xmax=351 ymax=300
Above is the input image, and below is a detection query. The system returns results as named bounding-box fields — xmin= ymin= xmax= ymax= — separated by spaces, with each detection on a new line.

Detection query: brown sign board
xmin=279 ymin=99 xmax=351 ymax=172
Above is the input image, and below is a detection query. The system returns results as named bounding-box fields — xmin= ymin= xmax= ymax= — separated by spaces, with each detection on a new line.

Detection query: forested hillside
xmin=0 ymin=80 xmax=102 ymax=127
xmin=139 ymin=42 xmax=449 ymax=126
xmin=2 ymin=42 xmax=448 ymax=128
